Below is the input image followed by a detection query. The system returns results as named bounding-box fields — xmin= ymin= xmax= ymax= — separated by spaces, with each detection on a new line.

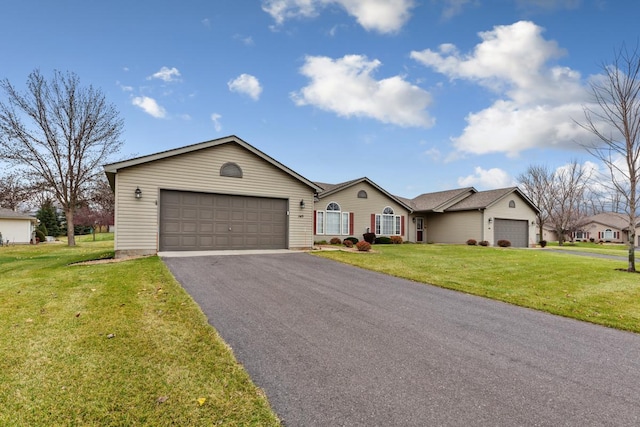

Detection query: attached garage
xmin=494 ymin=218 xmax=529 ymax=248
xmin=159 ymin=190 xmax=287 ymax=251
xmin=104 ymin=136 xmax=321 ymax=258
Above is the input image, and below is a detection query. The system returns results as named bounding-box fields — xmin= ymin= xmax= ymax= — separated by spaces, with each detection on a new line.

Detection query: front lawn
xmin=314 ymin=244 xmax=640 ymax=333
xmin=0 ymin=236 xmax=280 ymax=426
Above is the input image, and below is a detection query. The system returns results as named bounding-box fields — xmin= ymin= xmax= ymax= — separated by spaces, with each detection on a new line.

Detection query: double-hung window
xmin=375 ymin=207 xmax=401 ymax=235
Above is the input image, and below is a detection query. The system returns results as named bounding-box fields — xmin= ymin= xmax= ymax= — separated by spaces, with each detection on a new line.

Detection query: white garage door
xmin=494 ymin=219 xmax=528 ymax=248
xmin=159 ymin=190 xmax=288 ymax=251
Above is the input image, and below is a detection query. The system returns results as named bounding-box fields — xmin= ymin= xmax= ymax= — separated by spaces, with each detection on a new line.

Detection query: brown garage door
xmin=160 ymin=190 xmax=288 ymax=251
xmin=494 ymin=218 xmax=528 ymax=248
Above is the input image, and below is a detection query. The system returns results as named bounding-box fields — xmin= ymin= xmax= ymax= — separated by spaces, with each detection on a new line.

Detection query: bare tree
xmin=517 ymin=164 xmax=553 ymax=243
xmin=0 ymin=170 xmax=32 ymax=211
xmin=0 ymin=70 xmax=124 ymax=246
xmin=579 ymin=45 xmax=640 ymax=272
xmin=519 ymin=161 xmax=591 ymax=246
xmin=548 ymin=161 xmax=592 ymax=246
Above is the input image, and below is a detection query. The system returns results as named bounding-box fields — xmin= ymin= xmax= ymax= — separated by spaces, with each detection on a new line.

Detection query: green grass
xmin=545 ymin=240 xmax=630 ymax=255
xmin=314 ymin=244 xmax=640 ymax=333
xmin=0 ymin=235 xmax=280 ymax=426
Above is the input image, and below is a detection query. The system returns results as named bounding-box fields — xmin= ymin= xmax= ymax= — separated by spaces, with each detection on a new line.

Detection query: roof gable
xmin=446 ymin=187 xmax=540 ymax=213
xmin=315 ymin=177 xmax=414 ymax=212
xmin=410 ymin=187 xmax=476 ymax=212
xmin=104 ymin=135 xmax=322 ymax=192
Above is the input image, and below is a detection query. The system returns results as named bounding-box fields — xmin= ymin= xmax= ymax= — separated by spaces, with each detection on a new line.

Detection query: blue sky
xmin=2 ymin=0 xmax=638 ymax=198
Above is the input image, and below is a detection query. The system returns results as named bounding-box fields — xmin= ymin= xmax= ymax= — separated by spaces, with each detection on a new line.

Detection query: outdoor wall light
xmin=135 ymin=187 xmax=142 ymax=199
xmin=488 ymin=217 xmax=493 ymax=224
xmin=299 ymin=199 xmax=305 ymax=209
xmin=412 ymin=217 xmax=416 ymax=223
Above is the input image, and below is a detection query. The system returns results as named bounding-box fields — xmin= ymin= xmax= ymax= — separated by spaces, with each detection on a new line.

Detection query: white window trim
xmin=316 ymin=202 xmax=350 ymax=236
xmin=375 ymin=206 xmax=401 ymax=236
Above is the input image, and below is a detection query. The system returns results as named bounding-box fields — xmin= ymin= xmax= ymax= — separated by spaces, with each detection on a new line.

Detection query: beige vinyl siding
xmin=314 ymin=182 xmax=410 ymax=242
xmin=0 ymin=219 xmax=33 ymax=244
xmin=425 ymin=211 xmax=482 ymax=244
xmin=114 ymin=143 xmax=314 ymax=255
xmin=485 ymin=194 xmax=537 ymax=247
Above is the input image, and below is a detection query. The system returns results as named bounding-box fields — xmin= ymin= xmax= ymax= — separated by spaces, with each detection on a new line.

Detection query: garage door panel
xmin=199 ymin=210 xmax=214 ymax=220
xmin=199 ymin=223 xmax=214 ymax=233
xmin=231 ymin=210 xmax=245 ymax=221
xmin=160 ymin=190 xmax=288 ymax=251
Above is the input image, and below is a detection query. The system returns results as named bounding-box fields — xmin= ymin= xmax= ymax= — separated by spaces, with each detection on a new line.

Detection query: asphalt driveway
xmin=163 ymin=253 xmax=640 ymax=426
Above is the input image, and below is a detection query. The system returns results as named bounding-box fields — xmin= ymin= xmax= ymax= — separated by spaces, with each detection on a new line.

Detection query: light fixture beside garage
xmin=488 ymin=217 xmax=492 ymax=224
xmin=135 ymin=187 xmax=142 ymax=199
xmin=300 ymin=199 xmax=305 ymax=209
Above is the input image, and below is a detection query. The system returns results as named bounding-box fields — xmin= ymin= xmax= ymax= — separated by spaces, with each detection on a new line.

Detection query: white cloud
xmin=234 ymin=34 xmax=255 ymax=46
xmin=458 ymin=166 xmax=515 ymax=189
xmin=228 ymin=74 xmax=263 ymax=100
xmin=211 ymin=113 xmax=222 ymax=131
xmin=291 ymin=54 xmax=434 ymax=127
xmin=148 ymin=66 xmax=182 ymax=82
xmin=116 ymin=81 xmax=133 ymax=92
xmin=261 ymin=0 xmax=415 ymax=33
xmin=132 ymin=96 xmax=167 ymax=118
xmin=442 ymin=0 xmax=475 ymax=18
xmin=411 ymin=20 xmax=593 ymax=156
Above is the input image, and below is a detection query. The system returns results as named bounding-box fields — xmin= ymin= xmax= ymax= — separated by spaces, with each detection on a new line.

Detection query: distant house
xmin=573 ymin=212 xmax=631 ymax=244
xmin=542 ymin=212 xmax=637 ymax=245
xmin=0 ymin=207 xmax=38 ymax=244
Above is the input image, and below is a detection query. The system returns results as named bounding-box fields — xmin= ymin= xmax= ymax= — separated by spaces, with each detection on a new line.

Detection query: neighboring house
xmin=104 ymin=135 xmax=321 ymax=258
xmin=572 ymin=212 xmax=630 ymax=244
xmin=313 ymin=178 xmax=413 ymax=243
xmin=0 ymin=207 xmax=38 ymax=244
xmin=104 ymin=135 xmax=540 ymax=257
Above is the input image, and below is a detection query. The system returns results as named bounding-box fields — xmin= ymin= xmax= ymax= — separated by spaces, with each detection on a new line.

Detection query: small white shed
xmin=0 ymin=207 xmax=38 ymax=244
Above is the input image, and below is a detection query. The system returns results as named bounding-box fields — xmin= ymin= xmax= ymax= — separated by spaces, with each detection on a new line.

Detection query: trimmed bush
xmin=539 ymin=240 xmax=547 ymax=248
xmin=344 ymin=237 xmax=359 ymax=244
xmin=479 ymin=240 xmax=489 ymax=246
xmin=356 ymin=241 xmax=371 ymax=252
xmin=34 ymin=229 xmax=46 ymax=243
xmin=330 ymin=237 xmax=342 ymax=245
xmin=375 ymin=236 xmax=392 ymax=244
xmin=466 ymin=239 xmax=477 ymax=246
xmin=343 ymin=240 xmax=354 ymax=248
xmin=314 ymin=240 xmax=328 ymax=245
xmin=497 ymin=239 xmax=511 ymax=247
xmin=390 ymin=236 xmax=403 ymax=244
xmin=363 ymin=232 xmax=376 ymax=244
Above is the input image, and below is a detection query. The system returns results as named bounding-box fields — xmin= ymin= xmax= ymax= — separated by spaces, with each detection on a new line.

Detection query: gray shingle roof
xmin=410 ymin=188 xmax=475 ymax=212
xmin=446 ymin=187 xmax=517 ymax=211
xmin=584 ymin=212 xmax=629 ymax=229
xmin=0 ymin=207 xmax=36 ymax=220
